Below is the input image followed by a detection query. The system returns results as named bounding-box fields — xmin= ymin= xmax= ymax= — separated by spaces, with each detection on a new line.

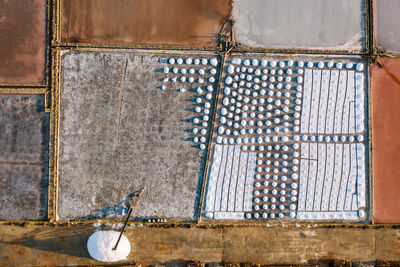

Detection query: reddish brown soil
xmin=372 ymin=58 xmax=400 ymax=223
xmin=60 ymin=0 xmax=231 ymax=48
xmin=0 ymin=0 xmax=46 ymax=84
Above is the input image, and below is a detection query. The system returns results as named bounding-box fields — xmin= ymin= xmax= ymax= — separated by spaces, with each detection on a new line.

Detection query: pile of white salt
xmin=87 ymin=230 xmax=131 ymax=262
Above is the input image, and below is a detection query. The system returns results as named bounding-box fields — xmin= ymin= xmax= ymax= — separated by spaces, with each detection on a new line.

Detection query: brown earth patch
xmin=371 ymin=58 xmax=400 ymax=223
xmin=60 ymin=0 xmax=231 ymax=48
xmin=0 ymin=0 xmax=46 ymax=84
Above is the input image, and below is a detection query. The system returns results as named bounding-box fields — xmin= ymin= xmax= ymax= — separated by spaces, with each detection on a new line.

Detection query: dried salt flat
xmin=204 ymin=144 xmax=256 ymax=220
xmin=300 ymin=66 xmax=364 ymax=135
xmin=202 ymin=56 xmax=368 ymax=222
xmin=375 ymin=0 xmax=400 ymax=53
xmin=0 ymin=95 xmax=47 ymax=220
xmin=232 ymin=0 xmax=365 ymax=51
xmin=297 ymin=142 xmax=366 ymax=220
xmin=87 ymin=231 xmax=131 ymax=262
xmin=59 ymin=51 xmax=213 ymax=221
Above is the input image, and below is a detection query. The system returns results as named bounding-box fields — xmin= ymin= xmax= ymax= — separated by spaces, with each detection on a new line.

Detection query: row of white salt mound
xmin=205 ymin=211 xmax=297 ymax=220
xmin=167 ymin=57 xmax=218 ymax=66
xmin=253 ymin=202 xmax=297 ymax=211
xmin=221 ymin=93 xmax=302 ymax=105
xmin=227 ymin=65 xmax=303 ymax=74
xmin=225 ymin=75 xmax=302 ymax=86
xmin=229 ymin=58 xmax=364 ymax=71
xmin=223 ymin=87 xmax=303 ymax=98
xmin=158 ymin=58 xmax=220 ymax=150
xmin=163 ymin=67 xmax=217 ymax=75
xmin=253 ymin=191 xmax=298 ymax=201
xmin=160 ymin=56 xmax=218 ymax=94
xmin=245 ymin=211 xmax=297 ymax=219
xmin=192 ymin=87 xmax=213 ymax=149
xmin=253 ymin=193 xmax=298 ymax=202
xmin=215 ymin=134 xmax=364 ymax=146
xmin=253 ymin=183 xmax=298 ymax=193
xmin=255 ymin=169 xmax=299 ymax=177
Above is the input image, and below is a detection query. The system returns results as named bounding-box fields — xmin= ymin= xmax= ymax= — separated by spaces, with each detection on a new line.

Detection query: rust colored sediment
xmin=371 ymin=58 xmax=400 ymax=223
xmin=0 ymin=161 xmax=42 ymax=166
xmin=0 ymin=0 xmax=46 ymax=84
xmin=60 ymin=0 xmax=231 ymax=47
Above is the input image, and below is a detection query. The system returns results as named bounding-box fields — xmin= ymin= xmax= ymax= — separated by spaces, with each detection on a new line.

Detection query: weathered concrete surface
xmin=375 ymin=228 xmax=400 ymax=261
xmin=371 ymin=58 xmax=400 ymax=223
xmin=0 ymin=95 xmax=48 ymax=220
xmin=375 ymin=0 xmax=400 ymax=53
xmin=58 ymin=50 xmax=212 ymax=221
xmin=0 ymin=0 xmax=46 ymax=84
xmin=60 ymin=0 xmax=230 ymax=48
xmin=0 ymin=96 xmax=45 ymax=162
xmin=221 ymin=227 xmax=374 ymax=264
xmin=233 ymin=0 xmax=365 ymax=51
xmin=0 ymin=165 xmax=46 ymax=220
xmin=3 ymin=224 xmax=400 ymax=266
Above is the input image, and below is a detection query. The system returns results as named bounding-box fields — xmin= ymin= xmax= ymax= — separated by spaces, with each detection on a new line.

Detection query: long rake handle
xmin=112 ymin=207 xmax=133 ymax=250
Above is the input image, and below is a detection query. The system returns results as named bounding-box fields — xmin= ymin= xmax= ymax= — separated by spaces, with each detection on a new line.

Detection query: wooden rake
xmin=112 ymin=187 xmax=145 ymax=250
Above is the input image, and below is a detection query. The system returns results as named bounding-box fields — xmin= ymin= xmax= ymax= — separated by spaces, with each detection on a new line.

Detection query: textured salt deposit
xmin=159 ymin=56 xmax=219 ymax=150
xmin=202 ymin=56 xmax=368 ymax=221
xmin=87 ymin=231 xmax=131 ymax=262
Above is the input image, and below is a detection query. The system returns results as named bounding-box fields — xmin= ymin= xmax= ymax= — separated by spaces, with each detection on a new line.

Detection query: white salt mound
xmin=87 ymin=231 xmax=131 ymax=262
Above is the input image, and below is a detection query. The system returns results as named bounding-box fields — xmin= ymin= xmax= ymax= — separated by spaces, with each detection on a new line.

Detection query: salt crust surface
xmin=203 ymin=56 xmax=367 ymax=221
xmin=87 ymin=231 xmax=131 ymax=262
